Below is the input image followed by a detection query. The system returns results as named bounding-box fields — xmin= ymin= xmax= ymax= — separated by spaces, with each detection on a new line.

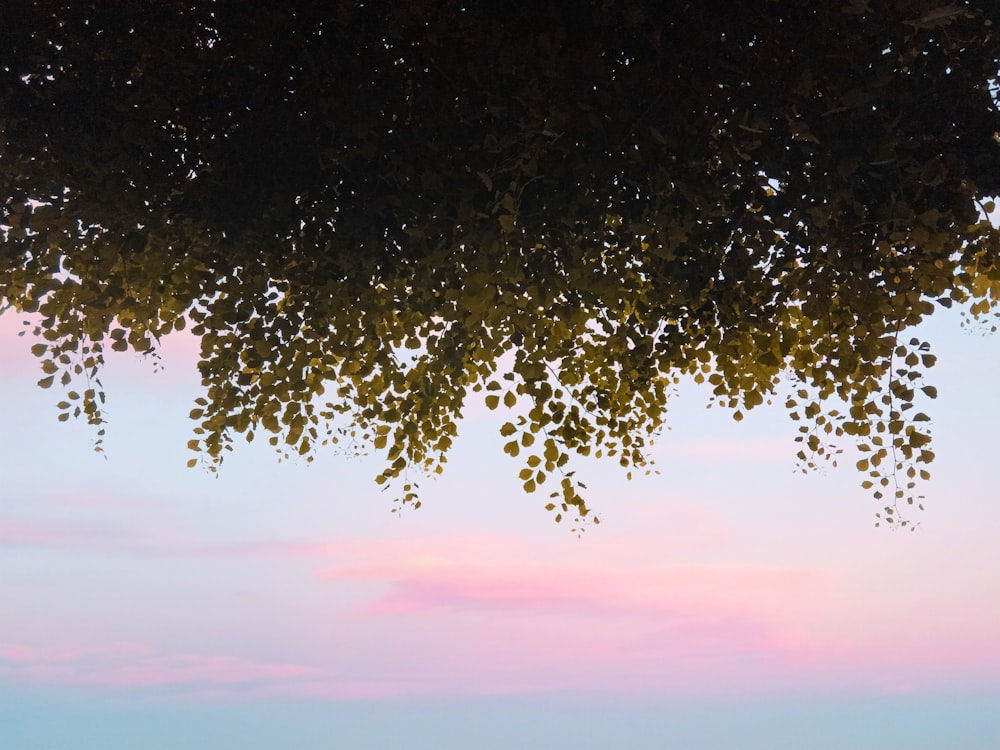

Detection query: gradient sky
xmin=2 ymin=304 xmax=999 ymax=749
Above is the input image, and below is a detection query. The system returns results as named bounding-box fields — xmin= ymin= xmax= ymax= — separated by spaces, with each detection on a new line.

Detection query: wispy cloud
xmin=5 ymin=515 xmax=998 ymax=699
xmin=318 ymin=558 xmax=823 ymax=619
xmin=0 ymin=640 xmax=400 ymax=700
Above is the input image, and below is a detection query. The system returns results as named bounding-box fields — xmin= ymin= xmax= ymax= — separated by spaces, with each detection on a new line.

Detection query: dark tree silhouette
xmin=3 ymin=1 xmax=1000 ymax=525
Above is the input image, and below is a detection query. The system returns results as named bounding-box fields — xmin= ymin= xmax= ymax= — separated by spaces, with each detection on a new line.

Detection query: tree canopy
xmin=3 ymin=1 xmax=1000 ymax=526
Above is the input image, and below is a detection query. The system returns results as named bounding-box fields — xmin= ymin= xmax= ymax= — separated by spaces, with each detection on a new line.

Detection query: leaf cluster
xmin=3 ymin=1 xmax=1000 ymax=524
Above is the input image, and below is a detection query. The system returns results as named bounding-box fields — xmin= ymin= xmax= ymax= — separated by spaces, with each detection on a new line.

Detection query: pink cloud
xmin=307 ymin=553 xmax=837 ymax=695
xmin=0 ymin=640 xmax=461 ymax=701
xmin=319 ymin=561 xmax=823 ymax=620
xmin=1 ymin=641 xmax=314 ymax=690
xmin=0 ymin=643 xmax=34 ymax=661
xmin=310 ymin=546 xmax=1000 ymax=694
xmin=6 ymin=522 xmax=998 ymax=698
xmin=0 ymin=529 xmax=833 ymax=698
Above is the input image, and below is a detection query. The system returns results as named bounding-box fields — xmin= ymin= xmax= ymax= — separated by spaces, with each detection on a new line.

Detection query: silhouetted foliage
xmin=3 ymin=1 xmax=1000 ymax=525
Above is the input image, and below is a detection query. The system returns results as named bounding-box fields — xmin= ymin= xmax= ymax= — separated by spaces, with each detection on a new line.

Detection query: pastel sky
xmin=2 ymin=304 xmax=999 ymax=750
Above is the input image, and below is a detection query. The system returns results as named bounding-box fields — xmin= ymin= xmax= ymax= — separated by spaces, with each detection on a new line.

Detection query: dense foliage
xmin=3 ymin=1 xmax=1000 ymax=525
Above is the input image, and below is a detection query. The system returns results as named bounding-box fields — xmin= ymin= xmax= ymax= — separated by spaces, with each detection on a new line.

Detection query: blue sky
xmin=3 ymin=689 xmax=1000 ymax=750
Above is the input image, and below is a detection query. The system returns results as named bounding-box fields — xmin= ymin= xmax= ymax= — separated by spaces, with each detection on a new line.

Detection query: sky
xmin=2 ymin=304 xmax=999 ymax=749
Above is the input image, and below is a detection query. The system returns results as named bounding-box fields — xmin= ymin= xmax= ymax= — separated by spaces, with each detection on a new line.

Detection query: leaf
xmin=485 ymin=394 xmax=500 ymax=410
xmin=543 ymin=439 xmax=559 ymax=463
